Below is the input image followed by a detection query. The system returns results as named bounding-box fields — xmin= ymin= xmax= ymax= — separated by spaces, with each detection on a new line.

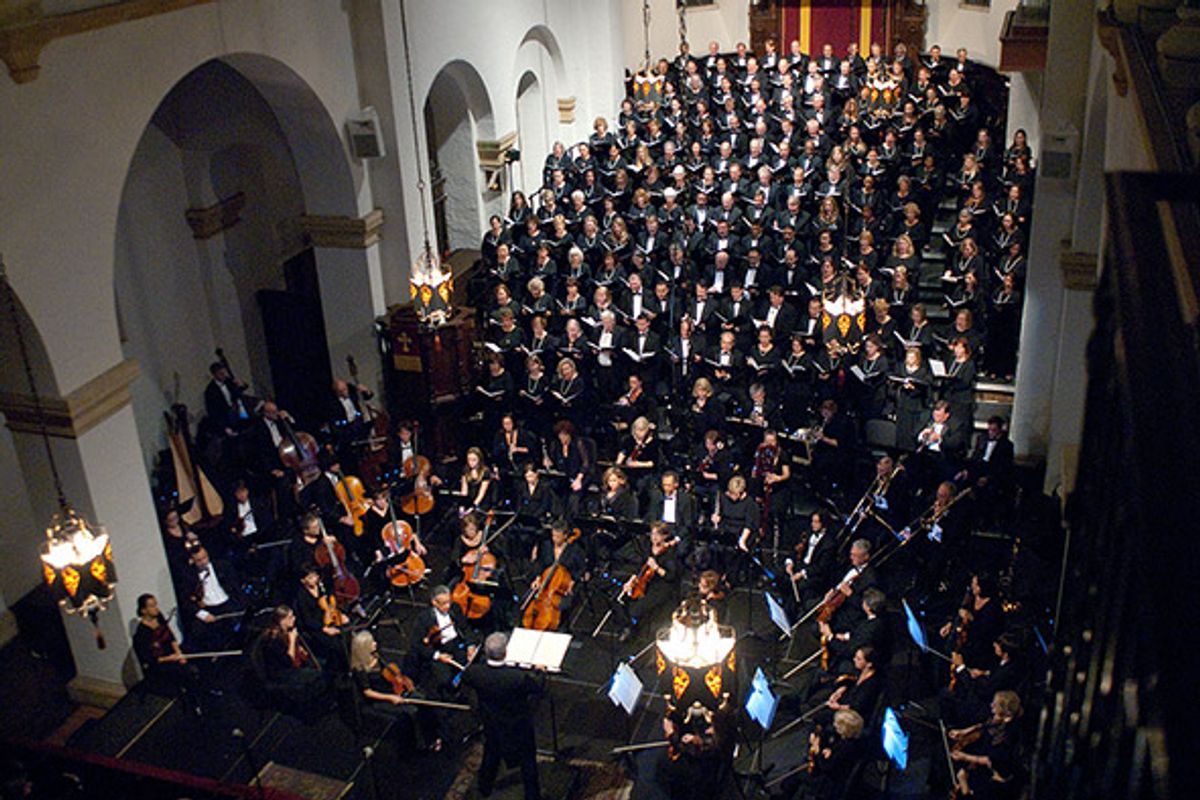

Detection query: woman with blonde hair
xmin=349 ymin=630 xmax=439 ymax=751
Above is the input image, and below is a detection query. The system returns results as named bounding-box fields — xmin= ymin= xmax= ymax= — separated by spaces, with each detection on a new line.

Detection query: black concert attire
xmin=461 ymin=659 xmax=546 ymax=800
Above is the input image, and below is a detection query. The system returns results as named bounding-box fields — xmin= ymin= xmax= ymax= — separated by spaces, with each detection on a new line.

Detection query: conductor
xmin=461 ymin=631 xmax=546 ymax=800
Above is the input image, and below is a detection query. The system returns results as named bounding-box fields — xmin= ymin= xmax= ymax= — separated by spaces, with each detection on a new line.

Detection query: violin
xmin=815 ymin=568 xmax=863 ymax=624
xmin=381 ymin=661 xmax=415 ymax=695
xmin=312 ymin=519 xmax=361 ymax=605
xmin=521 ymin=528 xmax=581 ymax=631
xmin=626 ymin=536 xmax=677 ymax=601
xmin=381 ymin=497 xmax=426 ymax=587
xmin=452 ymin=511 xmax=499 ymax=620
xmin=946 ymin=588 xmax=974 ymax=691
xmin=332 ymin=465 xmax=370 ymax=537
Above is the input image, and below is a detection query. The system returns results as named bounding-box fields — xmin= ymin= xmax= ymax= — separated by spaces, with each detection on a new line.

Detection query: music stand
xmin=607 ymin=662 xmax=644 ymax=716
xmin=903 ymin=599 xmax=952 ymax=663
xmin=506 ymin=627 xmax=572 ymax=760
xmin=764 ymin=592 xmax=791 ymax=639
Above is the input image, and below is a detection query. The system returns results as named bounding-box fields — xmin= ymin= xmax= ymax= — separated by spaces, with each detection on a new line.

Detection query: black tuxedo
xmin=644 ymin=487 xmax=698 ymax=542
xmin=204 ymin=378 xmax=249 ymax=433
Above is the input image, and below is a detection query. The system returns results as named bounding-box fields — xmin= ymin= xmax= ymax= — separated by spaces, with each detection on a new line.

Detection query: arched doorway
xmin=423 ymin=61 xmax=495 ymax=255
xmin=114 ymin=56 xmax=373 ymax=483
xmin=516 ymin=71 xmax=548 ymax=194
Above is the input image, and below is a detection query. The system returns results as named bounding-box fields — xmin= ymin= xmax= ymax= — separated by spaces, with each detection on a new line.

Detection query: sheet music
xmin=505 ymin=627 xmax=572 ymax=672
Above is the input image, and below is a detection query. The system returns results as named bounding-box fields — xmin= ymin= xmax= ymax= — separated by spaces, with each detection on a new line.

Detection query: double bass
xmin=278 ymin=416 xmax=321 ymax=487
xmin=347 ymin=355 xmax=389 ymax=484
xmin=521 ymin=528 xmax=582 ymax=631
xmin=380 ymin=493 xmax=426 ymax=587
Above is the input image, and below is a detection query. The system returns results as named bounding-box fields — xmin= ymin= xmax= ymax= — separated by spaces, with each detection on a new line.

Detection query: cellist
xmin=524 ymin=519 xmax=586 ymax=631
xmin=363 ymin=486 xmax=427 ymax=593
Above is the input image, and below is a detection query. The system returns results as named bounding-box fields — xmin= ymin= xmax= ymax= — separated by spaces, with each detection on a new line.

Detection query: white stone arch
xmin=513 ymin=24 xmax=570 ymax=191
xmin=113 ymin=54 xmax=376 ymax=467
xmin=424 ymin=60 xmax=497 ymax=252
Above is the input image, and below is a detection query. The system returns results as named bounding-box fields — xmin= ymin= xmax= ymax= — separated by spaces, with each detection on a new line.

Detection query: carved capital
xmin=184 ymin=192 xmax=245 ymax=240
xmin=1097 ymin=9 xmax=1130 ymax=97
xmin=300 ymin=209 xmax=385 ymax=249
xmin=476 ymin=131 xmax=520 ymax=170
xmin=557 ymin=96 xmax=576 ymax=124
xmin=0 ymin=358 xmax=139 ymax=439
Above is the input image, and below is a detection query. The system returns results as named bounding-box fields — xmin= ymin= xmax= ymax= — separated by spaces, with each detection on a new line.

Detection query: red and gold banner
xmin=780 ymin=0 xmax=887 ymax=58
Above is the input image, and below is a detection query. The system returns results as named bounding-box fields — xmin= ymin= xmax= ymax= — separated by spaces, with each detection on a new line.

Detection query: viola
xmin=318 ymin=593 xmax=349 ymax=627
xmin=380 ymin=502 xmax=426 ymax=588
xmin=313 ymin=520 xmax=361 ymax=605
xmin=332 ymin=466 xmax=370 ymax=537
xmin=381 ymin=661 xmax=415 ymax=695
xmin=521 ymin=528 xmax=581 ymax=631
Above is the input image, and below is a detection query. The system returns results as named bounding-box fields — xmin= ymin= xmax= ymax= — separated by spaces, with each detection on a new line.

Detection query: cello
xmin=332 ymin=465 xmax=370 ymax=537
xmin=380 ymin=492 xmax=426 ymax=587
xmin=451 ymin=511 xmax=501 ymax=620
xmin=400 ymin=423 xmax=436 ymax=515
xmin=313 ymin=518 xmax=361 ymax=606
xmin=521 ymin=527 xmax=582 ymax=631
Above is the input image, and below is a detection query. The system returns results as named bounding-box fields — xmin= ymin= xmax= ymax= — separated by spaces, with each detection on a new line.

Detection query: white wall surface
xmin=622 ymin=0 xmax=751 ymax=71
xmin=926 ymin=0 xmax=1021 ymax=68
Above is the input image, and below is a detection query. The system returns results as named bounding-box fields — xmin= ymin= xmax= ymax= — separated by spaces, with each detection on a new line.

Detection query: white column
xmin=6 ymin=384 xmax=176 ymax=706
xmin=1009 ymin=0 xmax=1095 ymax=469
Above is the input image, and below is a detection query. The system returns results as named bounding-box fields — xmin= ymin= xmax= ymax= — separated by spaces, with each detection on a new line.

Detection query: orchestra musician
xmin=203 ymin=359 xmax=251 ymax=441
xmin=710 ymin=475 xmax=759 ymax=579
xmin=294 ymin=563 xmax=349 ymax=669
xmin=618 ymin=522 xmax=680 ymax=642
xmin=644 ymin=471 xmax=697 ymax=547
xmin=948 ymin=691 xmax=1026 ymax=800
xmin=180 ymin=546 xmax=242 ymax=651
xmin=348 ymin=630 xmax=439 ymax=751
xmin=133 ymin=593 xmax=201 ymax=713
xmin=784 ymin=511 xmax=839 ymax=609
xmin=526 ymin=518 xmax=586 ymax=626
xmin=254 ymin=605 xmax=326 ymax=712
xmin=407 ymin=586 xmax=479 ymax=694
xmin=793 ymin=709 xmax=867 ymax=800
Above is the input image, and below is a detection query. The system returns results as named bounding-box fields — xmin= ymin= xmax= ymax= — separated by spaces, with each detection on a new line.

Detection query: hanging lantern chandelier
xmin=1 ymin=256 xmax=116 ymax=647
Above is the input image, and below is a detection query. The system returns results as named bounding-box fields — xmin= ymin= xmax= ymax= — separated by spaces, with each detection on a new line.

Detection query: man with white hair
xmin=461 ymin=631 xmax=545 ymax=800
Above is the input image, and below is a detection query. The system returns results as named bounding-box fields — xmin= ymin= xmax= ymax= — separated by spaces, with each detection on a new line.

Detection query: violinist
xmin=222 ymin=480 xmax=274 ymax=559
xmin=797 ymin=709 xmax=867 ymax=800
xmin=133 ymin=593 xmax=200 ymax=712
xmin=948 ymin=691 xmax=1026 ymax=800
xmin=941 ymin=573 xmax=1004 ymax=674
xmin=294 ymin=564 xmax=348 ymax=669
xmin=615 ymin=416 xmax=660 ymax=493
xmin=618 ymin=522 xmax=680 ymax=643
xmin=825 ymin=539 xmax=879 ymax=631
xmin=408 ymin=586 xmax=479 ymax=695
xmin=614 ymin=372 xmax=654 ymax=427
xmin=255 ymin=605 xmax=325 ymax=710
xmin=349 ymin=630 xmax=439 ymax=751
xmin=695 ymin=570 xmax=729 ymax=623
xmin=180 ymin=546 xmax=242 ymax=651
xmin=819 ymin=646 xmax=882 ymax=724
xmin=819 ymin=588 xmax=892 ymax=677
